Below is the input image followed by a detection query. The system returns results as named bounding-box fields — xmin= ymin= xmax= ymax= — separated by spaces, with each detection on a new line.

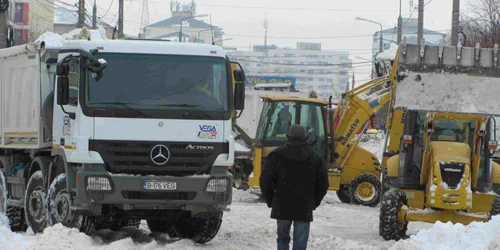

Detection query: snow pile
xmin=394 ymin=72 xmax=500 ymax=116
xmin=0 ymin=213 xmax=31 ymax=250
xmin=34 ymin=26 xmax=108 ymax=48
xmin=358 ymin=131 xmax=386 ymax=162
xmin=235 ymin=142 xmax=251 ymax=152
xmin=391 ymin=215 xmax=500 ymax=250
xmin=376 ymin=43 xmax=398 ymax=61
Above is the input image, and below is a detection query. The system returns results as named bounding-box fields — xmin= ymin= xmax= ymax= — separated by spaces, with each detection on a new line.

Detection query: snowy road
xmin=2 ymin=133 xmax=500 ymax=249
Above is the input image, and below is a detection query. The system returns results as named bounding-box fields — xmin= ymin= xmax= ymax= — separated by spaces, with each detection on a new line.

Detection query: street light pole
xmin=197 ymin=28 xmax=221 ymax=43
xmin=397 ymin=0 xmax=402 ymax=44
xmin=179 ymin=14 xmax=208 ymax=42
xmin=356 ymin=17 xmax=383 ymax=52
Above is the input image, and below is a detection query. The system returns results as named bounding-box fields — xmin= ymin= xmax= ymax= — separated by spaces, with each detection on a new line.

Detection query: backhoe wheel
xmin=47 ymin=173 xmax=95 ymax=235
xmin=379 ymin=189 xmax=408 ymax=241
xmin=350 ymin=174 xmax=381 ymax=207
xmin=25 ymin=170 xmax=48 ymax=233
xmin=172 ymin=211 xmax=223 ymax=244
xmin=147 ymin=219 xmax=177 ymax=238
xmin=489 ymin=195 xmax=500 ymax=219
xmin=336 ymin=185 xmax=351 ymax=204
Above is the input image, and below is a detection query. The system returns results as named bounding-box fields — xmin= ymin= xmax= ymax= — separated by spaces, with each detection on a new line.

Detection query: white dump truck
xmin=0 ymin=38 xmax=245 ymax=243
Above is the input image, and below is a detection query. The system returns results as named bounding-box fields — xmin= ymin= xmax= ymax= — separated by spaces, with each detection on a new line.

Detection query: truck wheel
xmin=0 ymin=169 xmax=6 ymax=215
xmin=379 ymin=189 xmax=408 ymax=241
xmin=24 ymin=170 xmax=48 ymax=233
xmin=350 ymin=174 xmax=381 ymax=207
xmin=490 ymin=195 xmax=500 ymax=219
xmin=6 ymin=206 xmax=27 ymax=231
xmin=172 ymin=211 xmax=223 ymax=244
xmin=336 ymin=185 xmax=351 ymax=204
xmin=147 ymin=219 xmax=177 ymax=238
xmin=47 ymin=173 xmax=95 ymax=235
xmin=111 ymin=219 xmax=141 ymax=230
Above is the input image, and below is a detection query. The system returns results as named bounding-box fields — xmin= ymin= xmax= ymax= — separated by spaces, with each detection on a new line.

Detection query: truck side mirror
xmin=234 ymin=69 xmax=245 ymax=83
xmin=57 ymin=76 xmax=69 ymax=105
xmin=234 ymin=81 xmax=245 ymax=111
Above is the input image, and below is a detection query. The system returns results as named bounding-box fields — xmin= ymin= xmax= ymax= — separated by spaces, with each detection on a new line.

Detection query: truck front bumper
xmin=71 ymin=164 xmax=232 ymax=214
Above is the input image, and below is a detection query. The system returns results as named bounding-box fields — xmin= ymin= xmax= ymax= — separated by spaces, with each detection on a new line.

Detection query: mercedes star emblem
xmin=150 ymin=145 xmax=170 ymax=165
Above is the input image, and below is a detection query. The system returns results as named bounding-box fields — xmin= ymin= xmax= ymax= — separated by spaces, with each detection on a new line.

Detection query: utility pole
xmin=0 ymin=2 xmax=8 ymax=49
xmin=397 ymin=0 xmax=402 ymax=44
xmin=417 ymin=0 xmax=424 ymax=45
xmin=451 ymin=0 xmax=460 ymax=46
xmin=78 ymin=0 xmax=85 ymax=28
xmin=92 ymin=0 xmax=97 ymax=29
xmin=118 ymin=0 xmax=124 ymax=38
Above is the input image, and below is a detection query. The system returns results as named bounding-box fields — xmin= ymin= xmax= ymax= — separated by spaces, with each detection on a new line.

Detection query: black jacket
xmin=260 ymin=143 xmax=329 ymax=222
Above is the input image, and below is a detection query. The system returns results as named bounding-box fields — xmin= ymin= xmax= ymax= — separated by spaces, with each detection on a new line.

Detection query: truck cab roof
xmin=57 ymin=40 xmax=227 ymax=58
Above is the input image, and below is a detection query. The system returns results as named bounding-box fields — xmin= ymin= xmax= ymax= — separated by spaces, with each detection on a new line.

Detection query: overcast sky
xmin=66 ymin=0 xmax=475 ymax=83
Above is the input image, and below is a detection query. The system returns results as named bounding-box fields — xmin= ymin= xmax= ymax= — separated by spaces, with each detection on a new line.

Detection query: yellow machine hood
xmin=430 ymin=141 xmax=471 ymax=164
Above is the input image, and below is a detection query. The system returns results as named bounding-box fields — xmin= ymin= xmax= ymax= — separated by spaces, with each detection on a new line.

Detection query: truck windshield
xmin=85 ymin=53 xmax=229 ymax=113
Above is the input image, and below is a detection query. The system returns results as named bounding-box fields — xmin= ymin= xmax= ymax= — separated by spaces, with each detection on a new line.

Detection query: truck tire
xmin=336 ymin=185 xmax=351 ymax=204
xmin=379 ymin=189 xmax=408 ymax=241
xmin=147 ymin=219 xmax=177 ymax=238
xmin=172 ymin=211 xmax=223 ymax=244
xmin=24 ymin=170 xmax=48 ymax=233
xmin=490 ymin=195 xmax=500 ymax=219
xmin=111 ymin=219 xmax=141 ymax=230
xmin=47 ymin=173 xmax=95 ymax=235
xmin=350 ymin=174 xmax=381 ymax=207
xmin=0 ymin=170 xmax=6 ymax=215
xmin=6 ymin=206 xmax=27 ymax=231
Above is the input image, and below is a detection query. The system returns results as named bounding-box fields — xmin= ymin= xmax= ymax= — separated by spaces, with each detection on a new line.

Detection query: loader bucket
xmin=393 ymin=41 xmax=500 ymax=116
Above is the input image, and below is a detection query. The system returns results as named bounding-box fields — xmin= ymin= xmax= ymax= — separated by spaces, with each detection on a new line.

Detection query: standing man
xmin=260 ymin=124 xmax=329 ymax=250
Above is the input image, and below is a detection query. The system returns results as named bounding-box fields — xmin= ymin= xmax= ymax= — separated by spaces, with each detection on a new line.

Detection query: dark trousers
xmin=276 ymin=220 xmax=310 ymax=250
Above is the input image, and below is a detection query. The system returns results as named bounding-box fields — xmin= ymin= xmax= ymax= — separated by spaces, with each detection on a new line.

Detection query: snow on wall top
xmin=376 ymin=43 xmax=398 ymax=61
xmin=394 ymin=72 xmax=500 ymax=116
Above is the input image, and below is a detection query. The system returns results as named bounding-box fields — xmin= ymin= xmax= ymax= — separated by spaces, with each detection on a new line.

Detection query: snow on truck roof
xmin=59 ymin=40 xmax=227 ymax=58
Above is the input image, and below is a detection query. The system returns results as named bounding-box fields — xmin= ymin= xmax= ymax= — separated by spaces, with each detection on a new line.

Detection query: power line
xmin=100 ymin=0 xmax=115 ymax=18
xmin=196 ymin=4 xmax=402 ymax=12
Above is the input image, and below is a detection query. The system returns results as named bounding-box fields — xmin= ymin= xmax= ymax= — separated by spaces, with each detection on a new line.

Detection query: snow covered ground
xmin=1 ymin=134 xmax=500 ymax=250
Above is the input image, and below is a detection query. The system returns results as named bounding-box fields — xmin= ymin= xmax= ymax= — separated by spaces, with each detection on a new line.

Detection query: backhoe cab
xmin=380 ymin=42 xmax=500 ymax=240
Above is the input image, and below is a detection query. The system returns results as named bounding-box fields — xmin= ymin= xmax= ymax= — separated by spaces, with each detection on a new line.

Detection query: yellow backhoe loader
xmin=232 ymin=75 xmax=393 ymax=207
xmin=379 ymin=41 xmax=500 ymax=240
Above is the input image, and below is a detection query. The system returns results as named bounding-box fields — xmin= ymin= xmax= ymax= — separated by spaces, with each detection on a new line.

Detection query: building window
xmin=13 ymin=3 xmax=29 ymax=25
xmin=256 ymin=64 xmax=262 ymax=67
xmin=284 ymin=53 xmax=295 ymax=58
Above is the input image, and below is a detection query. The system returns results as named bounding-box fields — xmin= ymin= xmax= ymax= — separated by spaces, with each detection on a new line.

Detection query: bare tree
xmin=460 ymin=0 xmax=500 ymax=47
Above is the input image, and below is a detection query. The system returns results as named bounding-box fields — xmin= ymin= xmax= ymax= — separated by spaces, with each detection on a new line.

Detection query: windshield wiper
xmin=91 ymin=102 xmax=148 ymax=118
xmin=156 ymin=104 xmax=214 ymax=119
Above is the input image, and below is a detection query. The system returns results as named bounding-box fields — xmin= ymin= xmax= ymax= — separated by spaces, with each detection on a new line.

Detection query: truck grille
xmin=439 ymin=162 xmax=465 ymax=189
xmin=89 ymin=140 xmax=228 ymax=176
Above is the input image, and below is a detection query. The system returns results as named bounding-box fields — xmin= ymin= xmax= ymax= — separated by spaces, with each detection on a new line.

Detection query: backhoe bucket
xmin=394 ymin=42 xmax=500 ymax=116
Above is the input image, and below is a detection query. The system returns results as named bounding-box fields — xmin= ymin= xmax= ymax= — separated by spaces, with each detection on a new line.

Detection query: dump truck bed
xmin=0 ymin=43 xmax=56 ymax=149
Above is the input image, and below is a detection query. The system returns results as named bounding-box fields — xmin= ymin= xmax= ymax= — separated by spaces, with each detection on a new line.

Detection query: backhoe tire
xmin=379 ymin=189 xmax=408 ymax=241
xmin=147 ymin=219 xmax=177 ymax=238
xmin=24 ymin=170 xmax=48 ymax=233
xmin=0 ymin=170 xmax=6 ymax=215
xmin=172 ymin=211 xmax=223 ymax=244
xmin=47 ymin=173 xmax=95 ymax=235
xmin=336 ymin=185 xmax=352 ymax=204
xmin=489 ymin=195 xmax=500 ymax=219
xmin=350 ymin=174 xmax=381 ymax=207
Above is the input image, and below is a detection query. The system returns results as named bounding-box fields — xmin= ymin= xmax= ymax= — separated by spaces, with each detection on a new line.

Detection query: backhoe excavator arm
xmin=331 ymin=76 xmax=392 ymax=168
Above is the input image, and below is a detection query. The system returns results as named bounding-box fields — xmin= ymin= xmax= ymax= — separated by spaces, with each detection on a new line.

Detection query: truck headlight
xmin=205 ymin=178 xmax=229 ymax=193
xmin=205 ymin=178 xmax=230 ymax=202
xmin=86 ymin=176 xmax=112 ymax=191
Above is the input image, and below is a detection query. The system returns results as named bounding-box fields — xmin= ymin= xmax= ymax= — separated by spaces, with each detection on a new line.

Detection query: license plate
xmin=143 ymin=181 xmax=177 ymax=190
